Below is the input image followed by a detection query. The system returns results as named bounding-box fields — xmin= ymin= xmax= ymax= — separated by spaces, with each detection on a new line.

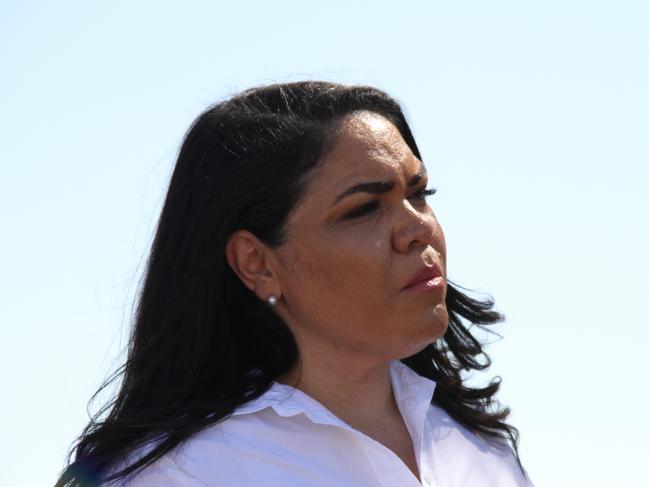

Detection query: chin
xmin=402 ymin=311 xmax=449 ymax=357
xmin=403 ymin=335 xmax=443 ymax=358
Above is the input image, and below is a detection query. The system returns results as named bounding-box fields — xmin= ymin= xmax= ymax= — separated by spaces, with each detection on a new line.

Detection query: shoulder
xmin=103 ymin=409 xmax=304 ymax=487
xmin=104 ymin=456 xmax=211 ymax=487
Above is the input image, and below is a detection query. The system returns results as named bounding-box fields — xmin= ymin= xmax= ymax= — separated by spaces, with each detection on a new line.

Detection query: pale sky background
xmin=2 ymin=1 xmax=648 ymax=486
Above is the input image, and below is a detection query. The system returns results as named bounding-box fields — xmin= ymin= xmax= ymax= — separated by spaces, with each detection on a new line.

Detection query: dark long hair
xmin=56 ymin=81 xmax=521 ymax=486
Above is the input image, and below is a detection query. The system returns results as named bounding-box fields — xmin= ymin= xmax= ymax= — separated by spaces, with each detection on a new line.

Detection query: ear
xmin=225 ymin=229 xmax=279 ymax=300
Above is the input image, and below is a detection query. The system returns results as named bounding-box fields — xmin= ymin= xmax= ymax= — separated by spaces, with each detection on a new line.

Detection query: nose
xmin=391 ymin=200 xmax=436 ymax=253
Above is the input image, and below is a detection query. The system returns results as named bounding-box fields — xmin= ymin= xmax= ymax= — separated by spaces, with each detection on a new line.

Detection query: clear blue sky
xmin=2 ymin=1 xmax=648 ymax=485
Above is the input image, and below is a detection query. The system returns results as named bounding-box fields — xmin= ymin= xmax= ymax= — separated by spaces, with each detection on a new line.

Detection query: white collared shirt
xmin=113 ymin=361 xmax=533 ymax=486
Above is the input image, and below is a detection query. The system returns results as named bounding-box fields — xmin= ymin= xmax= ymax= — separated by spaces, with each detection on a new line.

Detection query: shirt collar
xmin=232 ymin=360 xmax=437 ymax=435
xmin=389 ymin=360 xmax=437 ymax=455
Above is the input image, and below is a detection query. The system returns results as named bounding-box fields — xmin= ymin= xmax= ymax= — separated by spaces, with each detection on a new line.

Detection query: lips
xmin=401 ymin=264 xmax=443 ymax=290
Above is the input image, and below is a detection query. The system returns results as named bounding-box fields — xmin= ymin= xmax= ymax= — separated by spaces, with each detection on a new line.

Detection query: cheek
xmin=434 ymin=224 xmax=447 ymax=272
xmin=284 ymin=232 xmax=390 ymax=309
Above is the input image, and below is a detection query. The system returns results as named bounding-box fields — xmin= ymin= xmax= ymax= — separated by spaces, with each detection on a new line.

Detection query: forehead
xmin=307 ymin=111 xmax=422 ymax=192
xmin=287 ymin=112 xmax=423 ymax=222
xmin=326 ymin=111 xmax=416 ymax=178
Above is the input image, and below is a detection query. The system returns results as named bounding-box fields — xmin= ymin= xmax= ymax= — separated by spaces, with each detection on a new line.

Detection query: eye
xmin=343 ymin=187 xmax=437 ymax=220
xmin=344 ymin=201 xmax=381 ymax=219
xmin=410 ymin=186 xmax=437 ymax=201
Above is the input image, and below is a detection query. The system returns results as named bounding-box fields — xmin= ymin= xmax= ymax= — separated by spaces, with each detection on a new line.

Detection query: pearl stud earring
xmin=267 ymin=294 xmax=278 ymax=306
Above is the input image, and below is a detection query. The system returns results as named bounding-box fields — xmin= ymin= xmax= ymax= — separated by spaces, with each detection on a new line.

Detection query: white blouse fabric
xmin=112 ymin=361 xmax=533 ymax=487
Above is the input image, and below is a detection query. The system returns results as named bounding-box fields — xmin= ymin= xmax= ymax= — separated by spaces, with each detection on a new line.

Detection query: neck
xmin=278 ymin=349 xmax=402 ymax=430
xmin=276 ymin=338 xmax=420 ymax=481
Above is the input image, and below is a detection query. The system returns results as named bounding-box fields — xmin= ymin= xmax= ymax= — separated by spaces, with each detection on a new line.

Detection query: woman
xmin=56 ymin=81 xmax=533 ymax=486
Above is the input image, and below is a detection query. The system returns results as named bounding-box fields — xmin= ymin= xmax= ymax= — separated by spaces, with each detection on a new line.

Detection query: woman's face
xmin=271 ymin=111 xmax=448 ymax=363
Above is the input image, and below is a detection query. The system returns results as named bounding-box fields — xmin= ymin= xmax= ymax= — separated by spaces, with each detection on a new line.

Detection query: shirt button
xmin=422 ymin=474 xmax=434 ymax=486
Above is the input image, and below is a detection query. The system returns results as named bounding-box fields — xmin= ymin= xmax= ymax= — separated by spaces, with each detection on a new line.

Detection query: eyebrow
xmin=332 ymin=164 xmax=427 ymax=206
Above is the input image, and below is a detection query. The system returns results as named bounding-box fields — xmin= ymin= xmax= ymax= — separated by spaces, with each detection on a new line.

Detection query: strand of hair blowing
xmin=56 ymin=81 xmax=522 ymax=486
